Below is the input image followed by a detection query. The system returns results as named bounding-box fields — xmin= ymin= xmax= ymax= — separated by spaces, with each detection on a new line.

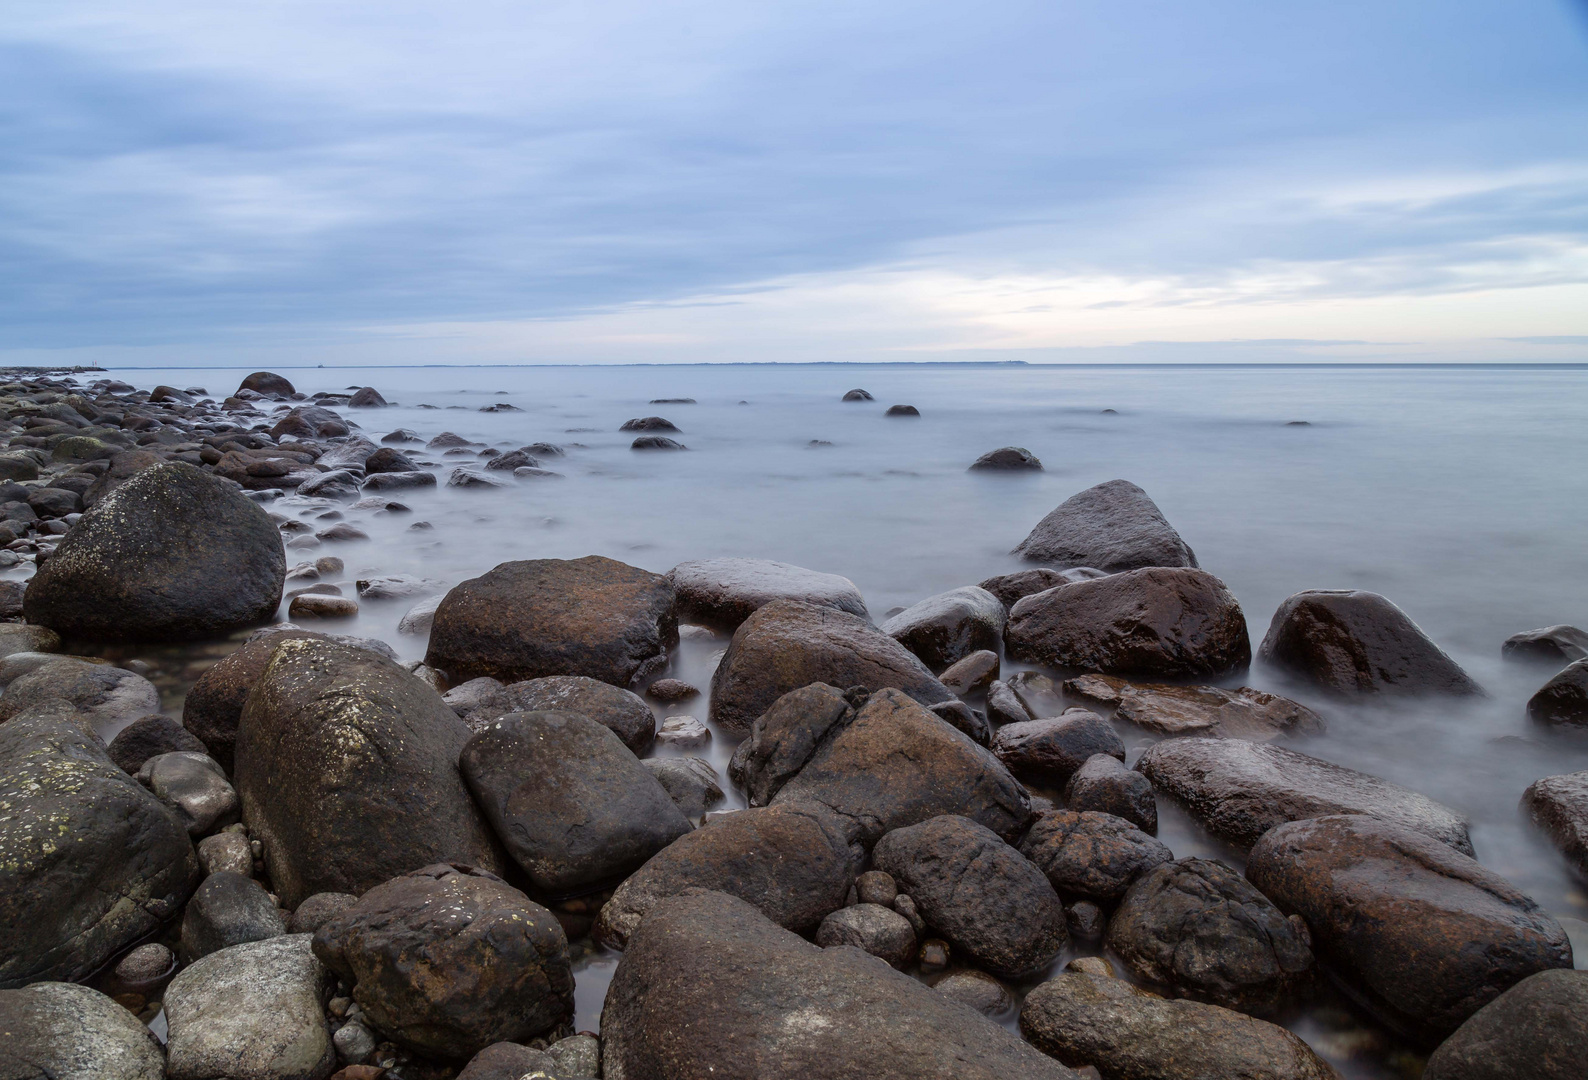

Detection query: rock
xmin=164 ymin=934 xmax=335 ymax=1080
xmin=0 ymin=705 xmax=198 ymax=987
xmin=272 ymin=405 xmax=350 ymax=440
xmin=1065 ymin=753 xmax=1157 ymax=832
xmin=771 ymin=688 xmax=1033 ymax=846
xmin=1258 ymin=589 xmax=1484 ymax=697
xmin=939 ymin=649 xmax=999 ymax=694
xmin=1063 ymin=673 xmax=1325 ymax=740
xmin=970 ymin=446 xmax=1042 ymax=470
xmin=0 ymin=656 xmax=160 ymax=733
xmin=980 ymin=568 xmax=1110 ymax=611
xmin=594 ymin=802 xmax=860 ymax=949
xmin=1527 ymin=658 xmax=1588 ymax=728
xmin=669 ymin=556 xmax=869 ymax=630
xmin=108 ymin=714 xmax=208 ymax=773
xmin=991 ymin=708 xmax=1125 ymax=785
xmin=631 ymin=434 xmax=685 ymax=450
xmin=1015 ymin=480 xmax=1196 ymax=572
xmin=1136 ymin=737 xmax=1474 ymax=854
xmin=426 ymin=556 xmax=677 ymax=688
xmin=1006 ymin=567 xmax=1251 ymax=680
xmin=347 ymin=387 xmax=387 ymax=408
xmin=856 ymin=869 xmax=897 ymax=905
xmin=313 ymin=864 xmax=573 ymax=1060
xmin=642 ymin=755 xmax=725 ymax=820
xmin=461 ymin=711 xmax=691 ymax=893
xmin=355 ymin=575 xmax=444 ymax=600
xmin=646 ymin=677 xmax=698 ymax=701
xmin=297 ymin=470 xmax=362 ymax=499
xmin=548 ymin=1033 xmax=601 ymax=1078
xmin=82 ymin=449 xmax=166 ymax=508
xmin=928 ymin=699 xmax=991 ymax=745
xmin=288 ymin=892 xmax=357 ymax=935
xmin=885 ymin=403 xmax=920 ymax=416
xmin=182 ymin=629 xmax=328 ymax=772
xmin=728 ymin=682 xmax=857 ymax=805
xmin=361 ymin=470 xmax=436 ymax=491
xmin=364 ymin=446 xmax=417 ymax=473
xmin=816 ymin=902 xmax=917 ymax=968
xmin=842 ymin=388 xmax=874 ymax=401
xmin=1066 ymin=900 xmax=1105 ymax=940
xmin=919 ymin=938 xmax=950 ymax=971
xmin=140 ymin=751 xmax=239 ymax=836
xmin=449 ymin=467 xmax=508 ymax=488
xmin=447 ymin=673 xmax=656 ymax=753
xmin=1018 ymin=810 xmax=1174 ymax=903
xmin=1422 ymin=969 xmax=1588 ymax=1080
xmin=397 ymin=593 xmax=443 ymax=635
xmin=457 ymin=1042 xmax=560 ymax=1080
xmin=985 ymin=679 xmax=1030 ymax=726
xmin=881 ymin=586 xmax=1007 ymax=671
xmin=1522 ymin=770 xmax=1588 ymax=882
xmin=315 ymin=523 xmax=369 ymax=542
xmin=657 ymin=713 xmax=710 ymax=746
xmin=709 ymin=599 xmax=952 ymax=732
xmin=874 ymin=815 xmax=1067 ymax=978
xmin=1020 ymin=970 xmax=1338 ymax=1080
xmin=933 ymin=969 xmax=1013 ymax=1015
xmin=1503 ymin=624 xmax=1588 ymax=667
xmin=620 ymin=416 xmax=680 ymax=432
xmin=240 ymin=371 xmax=296 ymax=396
xmin=0 ymin=623 xmax=61 ymax=659
xmin=181 ymin=870 xmax=288 ymax=960
xmin=198 ymin=830 xmax=254 ymax=877
xmin=0 ymin=454 xmax=39 ymax=482
xmin=381 ymin=428 xmax=422 ymax=444
xmin=289 ymin=593 xmax=359 ymax=618
xmin=115 ymin=942 xmax=176 ymax=986
xmin=24 ymin=462 xmax=286 ymax=641
xmin=483 ymin=448 xmax=539 ymax=471
xmin=332 ymin=1022 xmax=375 ymax=1064
xmin=234 ymin=637 xmax=504 ymax=908
xmin=1106 ymin=857 xmax=1314 ymax=1015
xmin=602 ymin=889 xmax=1077 ymax=1080
xmin=1246 ymin=814 xmax=1573 ymax=1043
xmin=0 ymin=981 xmax=165 ymax=1080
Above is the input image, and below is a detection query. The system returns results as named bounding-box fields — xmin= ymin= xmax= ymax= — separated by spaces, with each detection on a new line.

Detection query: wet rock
xmin=347 ymin=387 xmax=387 ymax=408
xmin=1422 ymin=968 xmax=1588 ymax=1080
xmin=604 ymin=888 xmax=1075 ymax=1079
xmin=140 ymin=750 xmax=240 ymax=836
xmin=939 ymin=649 xmax=999 ymax=694
xmin=631 ymin=435 xmax=687 ymax=450
xmin=332 ymin=1022 xmax=375 ymax=1064
xmin=355 ymin=574 xmax=444 ymax=600
xmin=1021 ymin=970 xmax=1338 ymax=1080
xmin=448 ymin=467 xmax=508 ymax=488
xmin=874 ymin=815 xmax=1067 ymax=977
xmin=856 ymin=869 xmax=897 ymax=906
xmin=1066 ymin=900 xmax=1105 ymax=940
xmin=381 ymin=428 xmax=422 ymax=443
xmin=657 ymin=713 xmax=710 ymax=747
xmin=457 ymin=1042 xmax=560 ymax=1080
xmin=1065 ymin=753 xmax=1157 ymax=832
xmin=1527 ymin=658 xmax=1588 ymax=728
xmin=272 ymin=405 xmax=350 ymax=440
xmin=970 ymin=446 xmax=1042 ymax=470
xmin=928 ymin=699 xmax=991 ymax=745
xmin=482 ymin=448 xmax=539 ymax=471
xmin=933 ymin=969 xmax=1013 ymax=1015
xmin=198 ymin=830 xmax=254 ymax=877
xmin=234 ymin=637 xmax=504 ymax=908
xmin=0 ymin=655 xmax=160 ymax=732
xmin=362 ymin=470 xmax=436 ymax=491
xmin=297 ymin=470 xmax=362 ymax=500
xmin=594 ymin=802 xmax=860 ymax=949
xmin=1064 ymin=673 xmax=1325 ymax=740
xmin=0 ymin=623 xmax=58 ymax=660
xmin=1246 ymin=813 xmax=1573 ymax=1043
xmin=646 ymin=677 xmax=698 ymax=701
xmin=289 ymin=593 xmax=359 ymax=618
xmin=0 ymin=981 xmax=165 ymax=1080
xmin=239 ymin=371 xmax=296 ymax=396
xmin=991 ymin=708 xmax=1125 ymax=785
xmin=1258 ymin=589 xmax=1484 ymax=697
xmin=1006 ymin=567 xmax=1251 ymax=680
xmin=842 ymin=388 xmax=874 ymax=401
xmin=448 ymin=673 xmax=656 ymax=753
xmin=313 ymin=864 xmax=573 ymax=1060
xmin=182 ymin=629 xmax=330 ymax=771
xmin=426 ymin=556 xmax=678 ymax=688
xmin=1502 ymin=624 xmax=1588 ymax=667
xmin=670 ymin=556 xmax=870 ymax=630
xmin=548 ymin=1033 xmax=601 ymax=1078
xmin=642 ymin=755 xmax=725 ymax=820
xmin=620 ymin=416 xmax=680 ymax=432
xmin=728 ymin=681 xmax=856 ymax=805
xmin=397 ymin=593 xmax=443 ymax=635
xmin=0 ymin=705 xmax=198 ymax=987
xmin=363 ymin=446 xmax=417 ymax=473
xmin=1137 ymin=737 xmax=1474 ymax=854
xmin=980 ymin=567 xmax=1112 ymax=611
xmin=1014 ymin=479 xmax=1197 ymax=572
xmin=885 ymin=403 xmax=920 ymax=416
xmin=108 ymin=713 xmax=208 ymax=773
xmin=82 ymin=449 xmax=166 ymax=508
xmin=709 ymin=599 xmax=952 ymax=732
xmin=288 ymin=892 xmax=356 ymax=936
xmin=0 ymin=454 xmax=39 ymax=482
xmin=1522 ymin=770 xmax=1588 ymax=882
xmin=985 ymin=679 xmax=1030 ymax=726
xmin=181 ymin=870 xmax=288 ymax=960
xmin=881 ymin=585 xmax=1006 ymax=671
xmin=816 ymin=902 xmax=917 ymax=968
xmin=115 ymin=941 xmax=176 ymax=986
xmin=24 ymin=462 xmax=286 ymax=641
xmin=164 ymin=934 xmax=335 ymax=1080
xmin=1018 ymin=810 xmax=1174 ymax=903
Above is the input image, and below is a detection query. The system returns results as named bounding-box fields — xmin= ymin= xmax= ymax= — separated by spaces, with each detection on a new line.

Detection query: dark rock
xmin=728 ymin=682 xmax=856 ymax=806
xmin=457 ymin=1042 xmax=560 ymax=1080
xmin=856 ymin=869 xmax=897 ymax=906
xmin=642 ymin=755 xmax=725 ymax=820
xmin=449 ymin=467 xmax=508 ymax=488
xmin=885 ymin=404 xmax=919 ymax=416
xmin=297 ymin=469 xmax=362 ymax=500
xmin=631 ymin=435 xmax=686 ymax=450
xmin=1423 ymin=969 xmax=1588 ymax=1080
xmin=1502 ymin=624 xmax=1588 ymax=667
xmin=109 ymin=714 xmax=208 ymax=773
xmin=1258 ymin=589 xmax=1484 ymax=697
xmin=1137 ymin=737 xmax=1474 ymax=854
xmin=1006 ymin=567 xmax=1251 ymax=680
xmin=928 ymin=699 xmax=991 ymax=745
xmin=874 ymin=815 xmax=1067 ymax=977
xmin=1522 ymin=770 xmax=1588 ymax=882
xmin=181 ymin=870 xmax=287 ymax=960
xmin=363 ymin=446 xmax=417 ymax=473
xmin=196 ymin=830 xmax=252 ymax=877
xmin=271 ymin=405 xmax=350 ymax=440
xmin=24 ymin=462 xmax=286 ymax=641
xmin=0 ymin=656 xmax=160 ymax=733
xmin=842 ymin=388 xmax=874 ymax=401
xmin=601 ymin=889 xmax=1078 ymax=1080
xmin=1527 ymin=658 xmax=1588 ymax=728
xmin=0 ymin=981 xmax=165 ymax=1080
xmin=381 ymin=428 xmax=423 ymax=443
xmin=182 ymin=629 xmax=327 ymax=772
xmin=482 ymin=448 xmax=539 ymax=471
xmin=140 ymin=751 xmax=239 ymax=836
xmin=362 ymin=470 xmax=436 ymax=491
xmin=939 ymin=649 xmax=999 ymax=694
xmin=0 ymin=578 xmax=24 ymax=621
xmin=239 ymin=371 xmax=296 ymax=396
xmin=426 ymin=556 xmax=678 ymax=688
xmin=620 ymin=416 xmax=679 ymax=432
xmin=313 ymin=864 xmax=573 ymax=1060
xmin=448 ymin=673 xmax=657 ymax=753
xmin=288 ymin=892 xmax=357 ymax=936
xmin=1246 ymin=813 xmax=1573 ymax=1044
xmin=881 ymin=586 xmax=1006 ymax=671
xmin=1018 ymin=810 xmax=1174 ymax=903
xmin=932 ymin=969 xmax=1013 ymax=1016
xmin=290 ymin=593 xmax=359 ymax=617
xmin=969 ymin=446 xmax=1042 ymax=470
xmin=991 ymin=708 xmax=1124 ymax=785
xmin=985 ymin=679 xmax=1031 ymax=726
xmin=347 ymin=387 xmax=387 ymax=408
xmin=979 ymin=567 xmax=1110 ymax=610
xmin=428 ymin=431 xmax=472 ymax=448
xmin=1064 ymin=673 xmax=1325 ymax=740
xmin=816 ymin=903 xmax=917 ymax=968
xmin=1065 ymin=900 xmax=1105 ymax=940
xmin=1014 ymin=479 xmax=1197 ymax=571
xmin=670 ymin=556 xmax=869 ymax=630
xmin=646 ymin=677 xmax=698 ymax=701
xmin=1065 ymin=753 xmax=1157 ymax=833
xmin=28 ymin=485 xmax=82 ymax=517
xmin=234 ymin=637 xmax=504 ymax=908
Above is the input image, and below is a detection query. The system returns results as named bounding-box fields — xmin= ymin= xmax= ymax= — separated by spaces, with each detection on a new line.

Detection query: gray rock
xmin=1502 ymin=624 xmax=1588 ymax=667
xmin=1018 ymin=810 xmax=1174 ymax=903
xmin=0 ymin=656 xmax=161 ymax=735
xmin=108 ymin=713 xmax=208 ymax=773
xmin=1423 ymin=969 xmax=1588 ymax=1080
xmin=881 ymin=586 xmax=1007 ymax=671
xmin=396 ymin=592 xmax=444 ymax=635
xmin=984 ymin=679 xmax=1031 ymax=726
xmin=332 ymin=1021 xmax=376 ymax=1064
xmin=457 ymin=1042 xmax=561 ymax=1080
xmin=0 ymin=981 xmax=165 ymax=1080
xmin=0 ymin=624 xmax=61 ymax=661
xmin=450 ymin=673 xmax=657 ymax=753
xmin=670 ymin=556 xmax=869 ymax=630
xmin=656 ymin=713 xmax=710 ymax=746
xmin=927 ymin=699 xmax=991 ymax=745
xmin=1527 ymin=658 xmax=1588 ymax=728
xmin=728 ymin=682 xmax=856 ymax=806
xmin=932 ymin=969 xmax=1014 ymax=1016
xmin=978 ymin=567 xmax=1109 ymax=610
xmin=991 ymin=708 xmax=1125 ymax=785
xmin=1522 ymin=770 xmax=1588 ymax=883
xmin=140 ymin=751 xmax=239 ymax=836
xmin=548 ymin=1033 xmax=601 ymax=1077
xmin=297 ymin=469 xmax=361 ymax=499
xmin=181 ymin=870 xmax=288 ymax=960
xmin=197 ymin=830 xmax=254 ymax=877
xmin=355 ymin=574 xmax=444 ymax=599
xmin=1064 ymin=753 xmax=1157 ymax=833
xmin=115 ymin=942 xmax=175 ymax=986
xmin=970 ymin=446 xmax=1042 ymax=470
xmin=362 ymin=470 xmax=436 ymax=492
xmin=1064 ymin=672 xmax=1326 ymax=740
xmin=287 ymin=892 xmax=357 ymax=936
xmin=642 ymin=755 xmax=725 ymax=820
xmin=1013 ymin=479 xmax=1197 ymax=572
xmin=938 ymin=649 xmax=999 ymax=694
xmin=816 ymin=902 xmax=917 ymax=968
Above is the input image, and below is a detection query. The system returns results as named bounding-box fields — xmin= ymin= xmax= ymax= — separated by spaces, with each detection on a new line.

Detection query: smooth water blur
xmin=95 ymin=362 xmax=1588 ymax=1074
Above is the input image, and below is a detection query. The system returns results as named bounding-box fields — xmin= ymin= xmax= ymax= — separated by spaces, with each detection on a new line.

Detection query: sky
xmin=2 ymin=1 xmax=1587 ymax=366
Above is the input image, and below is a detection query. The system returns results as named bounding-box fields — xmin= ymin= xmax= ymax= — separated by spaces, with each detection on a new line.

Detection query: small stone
xmin=548 ymin=1033 xmax=601 ymax=1078
xmin=939 ymin=649 xmax=999 ymax=694
xmin=316 ymin=522 xmax=370 ymax=542
xmin=646 ymin=678 xmax=699 ymax=702
xmin=656 ymin=714 xmax=710 ymax=747
xmin=855 ymin=870 xmax=898 ymax=907
xmin=140 ymin=751 xmax=240 ymax=836
xmin=114 ymin=942 xmax=175 ymax=986
xmin=920 ymin=938 xmax=950 ymax=971
xmin=289 ymin=593 xmax=360 ymax=619
xmin=933 ymin=969 xmax=1014 ymax=1015
xmin=197 ymin=831 xmax=254 ymax=877
xmin=334 ymin=1021 xmax=376 ymax=1064
xmin=1066 ymin=900 xmax=1105 ymax=940
xmin=885 ymin=404 xmax=920 ymax=416
xmin=1067 ymin=955 xmax=1115 ymax=977
xmin=893 ymin=893 xmax=926 ymax=936
xmin=969 ymin=446 xmax=1042 ymax=471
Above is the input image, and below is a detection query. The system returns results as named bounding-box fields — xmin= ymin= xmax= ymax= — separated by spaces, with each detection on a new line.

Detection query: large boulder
xmin=1246 ymin=814 xmax=1573 ymax=1044
xmin=1527 ymin=658 xmax=1588 ymax=728
xmin=0 ymin=981 xmax=165 ymax=1080
xmin=1013 ymin=479 xmax=1197 ymax=571
xmin=234 ymin=637 xmax=504 ymax=908
xmin=1522 ymin=770 xmax=1588 ymax=882
xmin=24 ymin=462 xmax=285 ymax=641
xmin=600 ymin=889 xmax=1081 ymax=1080
xmin=182 ymin=629 xmax=328 ymax=772
xmin=1005 ymin=568 xmax=1251 ymax=680
xmin=710 ymin=599 xmax=954 ymax=732
xmin=873 ymin=815 xmax=1067 ymax=978
xmin=1064 ymin=673 xmax=1325 ymax=740
xmin=0 ymin=705 xmax=198 ymax=988
xmin=880 ymin=585 xmax=1006 ymax=671
xmin=313 ymin=864 xmax=573 ymax=1060
xmin=447 ymin=673 xmax=656 ymax=753
xmin=239 ymin=371 xmax=296 ymax=396
xmin=1137 ymin=737 xmax=1473 ymax=854
xmin=669 ymin=556 xmax=870 ymax=629
xmin=1258 ymin=590 xmax=1483 ymax=697
xmin=1018 ymin=810 xmax=1173 ymax=903
xmin=594 ymin=802 xmax=860 ymax=949
xmin=425 ymin=556 xmax=678 ymax=687
xmin=460 ymin=711 xmax=691 ymax=893
xmin=1423 ymin=969 xmax=1588 ymax=1080
xmin=770 ymin=688 xmax=1032 ymax=846
xmin=0 ymin=656 xmax=160 ymax=734
xmin=1020 ymin=969 xmax=1337 ymax=1080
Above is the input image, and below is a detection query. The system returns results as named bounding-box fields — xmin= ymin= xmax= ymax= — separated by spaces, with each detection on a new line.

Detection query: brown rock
xmin=1527 ymin=658 xmax=1588 ymax=728
xmin=1522 ymin=770 xmax=1588 ymax=882
xmin=182 ymin=629 xmax=325 ymax=772
xmin=1064 ymin=673 xmax=1325 ymax=740
xmin=938 ymin=649 xmax=999 ymax=695
xmin=1012 ymin=479 xmax=1197 ymax=572
xmin=668 ymin=556 xmax=869 ymax=630
xmin=990 ymin=708 xmax=1124 ymax=785
xmin=978 ymin=567 xmax=1108 ymax=610
xmin=1018 ymin=810 xmax=1174 ymax=903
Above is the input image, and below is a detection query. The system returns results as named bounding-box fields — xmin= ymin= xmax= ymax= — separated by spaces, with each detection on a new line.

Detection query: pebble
xmin=656 ymin=714 xmax=711 ymax=747
xmin=646 ymin=678 xmax=700 ymax=702
xmin=334 ymin=1022 xmax=377 ymax=1064
xmin=920 ymin=938 xmax=951 ymax=971
xmin=114 ymin=942 xmax=175 ymax=986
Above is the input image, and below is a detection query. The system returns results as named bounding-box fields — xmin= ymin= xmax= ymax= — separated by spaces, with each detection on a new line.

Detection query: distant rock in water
xmin=620 ymin=416 xmax=680 ymax=432
xmin=650 ymin=397 xmax=696 ymax=404
xmin=237 ymin=371 xmax=295 ymax=396
xmin=1014 ymin=479 xmax=1196 ymax=571
xmin=670 ymin=556 xmax=869 ymax=630
xmin=347 ymin=386 xmax=387 ymax=407
xmin=1285 ymin=420 xmax=1311 ymax=426
xmin=1504 ymin=624 xmax=1588 ymax=667
xmin=885 ymin=404 xmax=920 ymax=416
xmin=632 ymin=436 xmax=686 ymax=450
xmin=1528 ymin=658 xmax=1588 ymax=728
xmin=842 ymin=388 xmax=874 ymax=401
xmin=970 ymin=446 xmax=1042 ymax=471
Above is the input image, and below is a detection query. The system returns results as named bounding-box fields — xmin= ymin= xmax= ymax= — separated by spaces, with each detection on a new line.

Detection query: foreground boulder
xmin=880 ymin=586 xmax=1006 ymax=671
xmin=1522 ymin=770 xmax=1588 ymax=881
xmin=314 ymin=864 xmax=573 ymax=1060
xmin=1018 ymin=810 xmax=1173 ymax=903
xmin=595 ymin=803 xmax=859 ymax=948
xmin=1013 ymin=479 xmax=1197 ymax=571
xmin=1005 ymin=568 xmax=1251 ymax=680
xmin=182 ymin=629 xmax=330 ymax=772
xmin=1423 ymin=969 xmax=1588 ymax=1080
xmin=235 ymin=638 xmax=503 ymax=907
xmin=426 ymin=556 xmax=677 ymax=687
xmin=1247 ymin=814 xmax=1572 ymax=1044
xmin=446 ymin=673 xmax=656 ymax=752
xmin=0 ymin=655 xmax=160 ymax=733
xmin=728 ymin=683 xmax=858 ymax=805
xmin=24 ymin=462 xmax=286 ymax=641
xmin=0 ymin=981 xmax=165 ymax=1080
xmin=1258 ymin=589 xmax=1483 ymax=697
xmin=601 ymin=889 xmax=1080 ymax=1080
xmin=1021 ymin=969 xmax=1337 ymax=1080
xmin=1064 ymin=673 xmax=1325 ymax=740
xmin=1137 ymin=737 xmax=1473 ymax=854
xmin=1527 ymin=658 xmax=1588 ymax=728
xmin=669 ymin=556 xmax=869 ymax=629
xmin=0 ymin=705 xmax=198 ymax=987
xmin=709 ymin=599 xmax=954 ymax=732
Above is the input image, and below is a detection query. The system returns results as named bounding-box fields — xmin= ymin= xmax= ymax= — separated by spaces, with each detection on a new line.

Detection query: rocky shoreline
xmin=0 ymin=369 xmax=1585 ymax=1080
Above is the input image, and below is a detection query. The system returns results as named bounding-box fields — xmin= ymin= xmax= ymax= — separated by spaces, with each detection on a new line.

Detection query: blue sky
xmin=3 ymin=1 xmax=1587 ymax=365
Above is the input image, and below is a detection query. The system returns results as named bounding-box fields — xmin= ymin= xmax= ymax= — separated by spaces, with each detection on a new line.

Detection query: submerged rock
xmin=669 ymin=556 xmax=869 ymax=629
xmin=1013 ymin=479 xmax=1197 ymax=571
xmin=970 ymin=446 xmax=1042 ymax=471
xmin=842 ymin=388 xmax=874 ymax=401
xmin=881 ymin=585 xmax=1006 ymax=671
xmin=1422 ymin=969 xmax=1588 ymax=1080
xmin=0 ymin=981 xmax=166 ymax=1080
xmin=1522 ymin=770 xmax=1588 ymax=882
xmin=1064 ymin=672 xmax=1325 ymax=740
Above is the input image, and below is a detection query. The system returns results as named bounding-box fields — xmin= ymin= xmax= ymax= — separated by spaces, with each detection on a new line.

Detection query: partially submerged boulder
xmin=1502 ymin=624 xmax=1588 ymax=667
xmin=669 ymin=556 xmax=869 ymax=630
xmin=1522 ymin=770 xmax=1588 ymax=882
xmin=1013 ymin=479 xmax=1197 ymax=572
xmin=880 ymin=585 xmax=1006 ymax=671
xmin=1527 ymin=658 xmax=1588 ymax=728
xmin=1064 ymin=673 xmax=1325 ymax=740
